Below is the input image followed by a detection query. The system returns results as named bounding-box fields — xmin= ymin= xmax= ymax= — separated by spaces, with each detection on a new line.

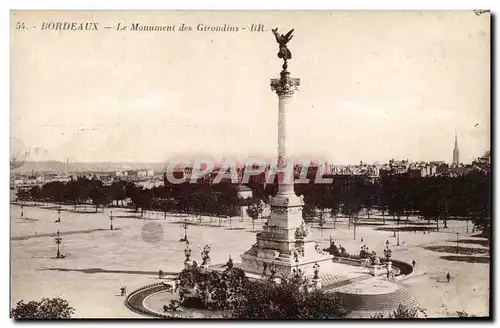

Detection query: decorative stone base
xmin=368 ymin=263 xmax=391 ymax=276
xmin=240 ymin=253 xmax=333 ymax=277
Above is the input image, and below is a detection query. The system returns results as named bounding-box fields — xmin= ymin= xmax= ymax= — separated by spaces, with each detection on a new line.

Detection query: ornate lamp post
xmin=226 ymin=255 xmax=234 ymax=269
xmin=109 ymin=210 xmax=114 ymax=230
xmin=360 ymin=245 xmax=370 ymax=259
xmin=456 ymin=232 xmax=459 ymax=254
xmin=55 ymin=206 xmax=61 ymax=223
xmin=312 ymin=262 xmax=322 ymax=290
xmin=55 ymin=230 xmax=62 ymax=259
xmin=185 ymin=243 xmax=191 ymax=261
xmin=313 ymin=262 xmax=320 ymax=280
xmin=201 ymin=245 xmax=211 ymax=267
xmin=369 ymin=251 xmax=378 ymax=265
xmin=383 ymin=240 xmax=392 ymax=261
xmin=384 ymin=240 xmax=393 ymax=276
xmin=184 ymin=242 xmax=192 ymax=269
xmin=180 ymin=217 xmax=188 ymax=242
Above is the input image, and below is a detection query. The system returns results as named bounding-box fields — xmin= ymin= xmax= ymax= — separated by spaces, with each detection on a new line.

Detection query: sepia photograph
xmin=9 ymin=10 xmax=491 ymax=319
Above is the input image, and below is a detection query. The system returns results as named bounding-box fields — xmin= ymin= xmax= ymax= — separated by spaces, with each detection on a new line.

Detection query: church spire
xmin=453 ymin=129 xmax=459 ymax=166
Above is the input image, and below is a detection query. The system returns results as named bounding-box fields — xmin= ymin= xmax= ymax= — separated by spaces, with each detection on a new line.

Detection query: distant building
xmin=236 ymin=185 xmax=253 ymax=199
xmin=472 ymin=150 xmax=491 ymax=172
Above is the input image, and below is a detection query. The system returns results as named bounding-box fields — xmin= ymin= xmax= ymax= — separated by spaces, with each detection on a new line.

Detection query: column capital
xmin=271 ymin=70 xmax=300 ymax=97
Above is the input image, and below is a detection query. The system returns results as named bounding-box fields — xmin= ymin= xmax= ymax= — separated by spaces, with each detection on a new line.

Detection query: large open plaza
xmin=10 ymin=203 xmax=489 ymax=318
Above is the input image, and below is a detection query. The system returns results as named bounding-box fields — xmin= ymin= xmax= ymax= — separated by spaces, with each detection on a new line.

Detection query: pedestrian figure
xmin=412 ymin=260 xmax=416 ymax=268
xmin=393 ymin=231 xmax=396 ymax=237
xmin=361 ymin=237 xmax=363 ymax=242
xmin=446 ymin=272 xmax=451 ymax=283
xmin=423 ymin=231 xmax=426 ymax=235
xmin=120 ymin=286 xmax=127 ymax=296
xmin=387 ymin=271 xmax=390 ymax=278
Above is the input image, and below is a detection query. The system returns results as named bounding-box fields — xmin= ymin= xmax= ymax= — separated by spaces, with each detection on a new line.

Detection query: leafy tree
xmin=341 ymin=184 xmax=362 ymax=240
xmin=302 ymin=203 xmax=317 ymax=223
xmin=29 ymin=186 xmax=42 ymax=205
xmin=62 ymin=180 xmax=83 ymax=209
xmin=16 ymin=188 xmax=30 ymax=202
xmin=246 ymin=200 xmax=264 ymax=230
xmin=108 ymin=181 xmax=128 ymax=207
xmin=10 ymin=297 xmax=75 ymax=319
xmin=41 ymin=181 xmax=65 ymax=203
xmin=178 ymin=264 xmax=249 ymax=310
xmin=329 ymin=206 xmax=340 ymax=229
xmin=88 ymin=180 xmax=110 ymax=212
xmin=371 ymin=304 xmax=426 ymax=319
xmin=232 ymin=274 xmax=350 ymax=319
xmin=178 ymin=264 xmax=350 ymax=319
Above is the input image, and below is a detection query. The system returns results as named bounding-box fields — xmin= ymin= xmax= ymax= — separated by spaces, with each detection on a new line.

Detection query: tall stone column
xmin=271 ymin=70 xmax=300 ymax=197
xmin=240 ymin=29 xmax=333 ymax=277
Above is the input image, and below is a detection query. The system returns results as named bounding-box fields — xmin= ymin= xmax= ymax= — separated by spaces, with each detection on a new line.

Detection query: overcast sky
xmin=11 ymin=11 xmax=490 ymax=165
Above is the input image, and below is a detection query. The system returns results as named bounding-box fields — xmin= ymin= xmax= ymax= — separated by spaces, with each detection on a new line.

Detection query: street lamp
xmin=55 ymin=230 xmax=62 ymax=259
xmin=456 ymin=232 xmax=459 ymax=254
xmin=201 ymin=245 xmax=211 ymax=266
xmin=20 ymin=204 xmax=24 ymax=217
xmin=180 ymin=218 xmax=188 ymax=242
xmin=55 ymin=207 xmax=61 ymax=223
xmin=184 ymin=242 xmax=191 ymax=262
xmin=397 ymin=230 xmax=400 ymax=246
xmin=313 ymin=262 xmax=320 ymax=280
xmin=383 ymin=240 xmax=392 ymax=261
xmin=109 ymin=210 xmax=114 ymax=230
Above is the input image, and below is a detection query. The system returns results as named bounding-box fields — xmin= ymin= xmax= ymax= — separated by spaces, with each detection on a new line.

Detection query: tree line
xmin=294 ymin=170 xmax=490 ymax=237
xmin=15 ymin=177 xmax=246 ymax=218
xmin=15 ymin=170 xmax=490 ymax=236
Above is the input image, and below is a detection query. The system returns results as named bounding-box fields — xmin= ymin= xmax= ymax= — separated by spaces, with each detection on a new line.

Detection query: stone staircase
xmin=321 ymin=274 xmax=373 ymax=291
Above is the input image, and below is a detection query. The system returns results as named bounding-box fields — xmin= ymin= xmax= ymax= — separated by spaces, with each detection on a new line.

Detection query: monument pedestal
xmin=240 ymin=191 xmax=333 ymax=277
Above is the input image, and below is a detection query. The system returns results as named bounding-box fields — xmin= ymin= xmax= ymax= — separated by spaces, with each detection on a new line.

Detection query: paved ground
xmin=10 ymin=203 xmax=490 ymax=318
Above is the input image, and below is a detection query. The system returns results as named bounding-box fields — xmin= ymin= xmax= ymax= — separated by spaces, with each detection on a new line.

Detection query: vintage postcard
xmin=10 ymin=10 xmax=491 ymax=319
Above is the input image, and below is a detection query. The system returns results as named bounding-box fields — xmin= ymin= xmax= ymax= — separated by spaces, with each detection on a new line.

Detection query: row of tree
xmin=294 ymin=171 xmax=491 ymax=237
xmin=15 ymin=178 xmax=244 ymax=218
xmin=16 ymin=170 xmax=490 ymax=236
